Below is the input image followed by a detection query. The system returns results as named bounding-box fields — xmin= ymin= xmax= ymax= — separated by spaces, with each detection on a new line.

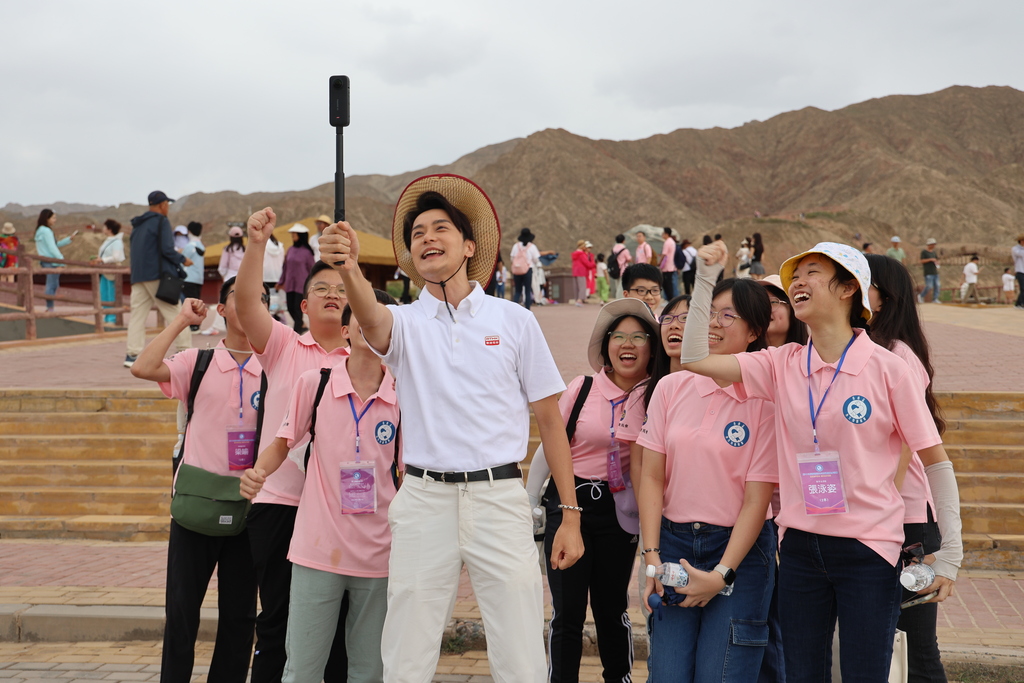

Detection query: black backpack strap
xmin=173 ymin=349 xmax=215 ymax=475
xmin=565 ymin=375 xmax=594 ymax=442
xmin=253 ymin=371 xmax=268 ymax=452
xmin=390 ymin=413 xmax=401 ymax=489
xmin=303 ymin=368 xmax=333 ymax=473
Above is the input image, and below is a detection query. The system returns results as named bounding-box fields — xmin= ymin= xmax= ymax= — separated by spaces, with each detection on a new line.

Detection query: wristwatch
xmin=713 ymin=564 xmax=736 ymax=586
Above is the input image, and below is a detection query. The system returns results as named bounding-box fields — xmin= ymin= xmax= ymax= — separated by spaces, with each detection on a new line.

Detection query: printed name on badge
xmin=484 ymin=335 xmax=501 ymax=346
xmin=842 ymin=395 xmax=872 ymax=424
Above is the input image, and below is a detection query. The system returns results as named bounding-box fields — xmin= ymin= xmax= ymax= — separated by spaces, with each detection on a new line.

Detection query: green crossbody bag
xmin=168 ymin=349 xmax=250 ymax=537
xmin=171 ymin=463 xmax=250 ymax=537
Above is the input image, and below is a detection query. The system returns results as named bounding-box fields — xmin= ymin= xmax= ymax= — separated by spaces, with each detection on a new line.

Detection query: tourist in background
xmin=34 ymin=208 xmax=76 ymax=312
xmin=919 ymin=238 xmax=941 ymax=304
xmin=511 ymin=227 xmax=541 ymax=309
xmin=279 ymin=224 xmax=317 ymax=333
xmin=173 ymin=225 xmax=189 ymax=251
xmin=680 ymin=239 xmax=697 ymax=295
xmin=203 ymin=227 xmax=246 ymax=336
xmin=1012 ymin=235 xmax=1024 ymax=309
xmin=635 ymin=230 xmax=653 ymax=266
xmin=493 ymin=258 xmax=508 ymax=299
xmin=749 ymin=233 xmax=765 ymax=279
xmin=961 ymin=256 xmax=981 ymax=304
xmin=181 ymin=223 xmax=206 ymax=331
xmin=262 ymin=230 xmax=285 ymax=318
xmin=92 ymin=219 xmax=125 ymax=324
xmin=887 ymin=236 xmax=907 ymax=265
xmin=571 ymin=239 xmax=595 ymax=305
xmin=0 ymin=222 xmax=18 ymax=282
xmin=595 ymin=253 xmax=610 ymax=302
xmin=1001 ymin=267 xmax=1017 ymax=305
xmin=609 ymin=234 xmax=632 ymax=299
xmin=735 ymin=238 xmax=752 ymax=279
xmin=660 ymin=227 xmax=678 ymax=300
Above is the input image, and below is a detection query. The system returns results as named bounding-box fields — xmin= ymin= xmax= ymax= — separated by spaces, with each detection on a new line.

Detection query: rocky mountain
xmin=5 ymin=85 xmax=1022 ymax=285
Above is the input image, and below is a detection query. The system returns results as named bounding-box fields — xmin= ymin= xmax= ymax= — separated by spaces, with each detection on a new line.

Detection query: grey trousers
xmin=282 ymin=563 xmax=388 ymax=683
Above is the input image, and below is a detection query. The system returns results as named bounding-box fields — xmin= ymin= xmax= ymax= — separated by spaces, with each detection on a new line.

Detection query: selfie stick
xmin=329 ymin=75 xmax=350 ymax=264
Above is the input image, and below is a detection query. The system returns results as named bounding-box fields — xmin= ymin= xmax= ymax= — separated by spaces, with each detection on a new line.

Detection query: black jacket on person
xmin=130 ymin=211 xmax=185 ymax=284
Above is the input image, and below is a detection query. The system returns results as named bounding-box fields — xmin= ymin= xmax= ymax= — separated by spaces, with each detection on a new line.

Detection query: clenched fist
xmin=177 ymin=298 xmax=208 ymax=327
xmin=318 ymin=221 xmax=360 ymax=272
xmin=247 ymin=208 xmax=277 ymax=244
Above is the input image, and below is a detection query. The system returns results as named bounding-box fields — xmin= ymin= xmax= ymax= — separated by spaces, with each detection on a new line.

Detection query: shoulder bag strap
xmin=253 ymin=371 xmax=268 ymax=452
xmin=173 ymin=349 xmax=215 ymax=475
xmin=303 ymin=368 xmax=333 ymax=473
xmin=565 ymin=375 xmax=594 ymax=442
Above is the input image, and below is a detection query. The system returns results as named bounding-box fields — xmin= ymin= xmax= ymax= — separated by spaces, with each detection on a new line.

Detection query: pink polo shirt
xmin=735 ymin=328 xmax=942 ymax=565
xmin=559 ymin=372 xmax=640 ymax=481
xmin=253 ymin=320 xmax=350 ymax=506
xmin=277 ymin=358 xmax=400 ymax=578
xmin=890 ymin=341 xmax=936 ymax=524
xmin=159 ymin=344 xmax=263 ymax=478
xmin=636 ymin=373 xmax=777 ymax=527
xmin=635 ymin=242 xmax=653 ymax=265
xmin=615 ymin=386 xmax=649 ymax=443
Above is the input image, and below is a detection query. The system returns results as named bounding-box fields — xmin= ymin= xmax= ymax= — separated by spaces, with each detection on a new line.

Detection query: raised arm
xmin=318 ymin=222 xmax=394 ymax=354
xmin=131 ymin=299 xmax=207 ymax=383
xmin=237 ymin=208 xmax=278 ymax=353
xmin=678 ymin=243 xmax=743 ymax=383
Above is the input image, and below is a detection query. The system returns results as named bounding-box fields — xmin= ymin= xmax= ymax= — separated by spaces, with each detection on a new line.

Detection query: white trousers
xmin=382 ymin=474 xmax=546 ymax=683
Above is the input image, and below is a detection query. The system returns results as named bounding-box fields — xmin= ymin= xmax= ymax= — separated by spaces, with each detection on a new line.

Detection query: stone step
xmin=0 ymin=487 xmax=170 ymax=517
xmin=942 ymin=419 xmax=1024 ymax=446
xmin=934 ymin=391 xmax=1024 ymax=420
xmin=961 ymin=533 xmax=1024 ymax=570
xmin=1 ymin=435 xmax=178 ymax=461
xmin=957 ymin=473 xmax=1024 ymax=505
xmin=0 ymin=389 xmax=174 ymax=414
xmin=0 ymin=412 xmax=177 ymax=436
xmin=0 ymin=515 xmax=169 ymax=542
xmin=0 ymin=461 xmax=171 ymax=487
xmin=960 ymin=503 xmax=1024 ymax=536
xmin=947 ymin=445 xmax=1021 ymax=473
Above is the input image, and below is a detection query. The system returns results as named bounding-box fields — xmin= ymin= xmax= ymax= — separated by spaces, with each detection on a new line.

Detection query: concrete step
xmin=957 ymin=473 xmax=1024 ymax=505
xmin=1 ymin=435 xmax=178 ymax=461
xmin=0 ymin=389 xmax=174 ymax=414
xmin=0 ymin=487 xmax=170 ymax=517
xmin=942 ymin=419 xmax=1024 ymax=446
xmin=0 ymin=412 xmax=177 ymax=436
xmin=961 ymin=533 xmax=1024 ymax=570
xmin=0 ymin=461 xmax=171 ymax=487
xmin=947 ymin=445 xmax=1021 ymax=473
xmin=960 ymin=503 xmax=1024 ymax=536
xmin=935 ymin=391 xmax=1024 ymax=420
xmin=0 ymin=515 xmax=169 ymax=541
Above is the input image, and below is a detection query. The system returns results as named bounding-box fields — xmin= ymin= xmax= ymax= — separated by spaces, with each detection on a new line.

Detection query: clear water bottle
xmin=532 ymin=506 xmax=544 ymax=535
xmin=900 ymin=563 xmax=935 ymax=592
xmin=646 ymin=562 xmax=689 ymax=587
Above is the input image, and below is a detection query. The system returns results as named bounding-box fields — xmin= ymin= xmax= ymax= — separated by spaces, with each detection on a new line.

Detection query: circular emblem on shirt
xmin=843 ymin=395 xmax=871 ymax=424
xmin=375 ymin=421 xmax=397 ymax=445
xmin=723 ymin=421 xmax=750 ymax=447
xmin=250 ymin=391 xmax=261 ymax=411
xmin=642 ymin=414 xmax=648 ymax=426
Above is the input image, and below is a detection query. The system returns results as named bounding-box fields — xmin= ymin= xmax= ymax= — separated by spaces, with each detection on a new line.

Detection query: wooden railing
xmin=0 ymin=243 xmax=129 ymax=340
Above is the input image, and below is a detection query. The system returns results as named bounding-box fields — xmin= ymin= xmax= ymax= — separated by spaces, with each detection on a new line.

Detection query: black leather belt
xmin=405 ymin=463 xmax=522 ymax=483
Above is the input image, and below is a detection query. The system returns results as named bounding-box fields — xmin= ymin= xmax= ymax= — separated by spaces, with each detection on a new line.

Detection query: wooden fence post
xmin=91 ymin=272 xmax=103 ymax=334
xmin=23 ymin=246 xmax=36 ymax=340
xmin=114 ymin=272 xmax=125 ymax=326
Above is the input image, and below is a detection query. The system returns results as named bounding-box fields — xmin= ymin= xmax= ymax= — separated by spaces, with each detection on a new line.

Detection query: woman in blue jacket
xmin=34 ymin=209 xmax=75 ymax=311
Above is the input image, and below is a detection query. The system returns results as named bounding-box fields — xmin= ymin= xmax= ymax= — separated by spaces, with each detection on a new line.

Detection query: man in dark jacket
xmin=124 ymin=191 xmax=193 ymax=368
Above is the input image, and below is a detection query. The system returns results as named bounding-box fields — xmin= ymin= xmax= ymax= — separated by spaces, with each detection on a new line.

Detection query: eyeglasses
xmin=710 ymin=308 xmax=742 ymax=327
xmin=608 ymin=331 xmax=650 ymax=346
xmin=658 ymin=313 xmax=688 ymax=325
xmin=626 ymin=287 xmax=661 ymax=297
xmin=309 ymin=284 xmax=346 ymax=298
xmin=768 ymin=298 xmax=789 ymax=307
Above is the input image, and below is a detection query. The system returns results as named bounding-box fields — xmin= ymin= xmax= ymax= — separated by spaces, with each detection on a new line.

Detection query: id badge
xmin=607 ymin=440 xmax=626 ymax=493
xmin=227 ymin=428 xmax=256 ymax=470
xmin=340 ymin=463 xmax=377 ymax=515
xmin=796 ymin=450 xmax=848 ymax=515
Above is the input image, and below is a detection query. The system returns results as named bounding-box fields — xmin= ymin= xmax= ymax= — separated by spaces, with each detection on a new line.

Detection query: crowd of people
xmin=101 ymin=173 xmax=982 ymax=683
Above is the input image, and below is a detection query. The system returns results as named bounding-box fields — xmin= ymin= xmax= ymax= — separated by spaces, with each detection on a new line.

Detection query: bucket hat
xmin=316 ymin=214 xmax=332 ymax=225
xmin=391 ymin=174 xmax=500 ymax=288
xmin=779 ymin=242 xmax=872 ymax=322
xmin=587 ymin=298 xmax=658 ymax=373
xmin=1 ymin=222 xmax=15 ymax=235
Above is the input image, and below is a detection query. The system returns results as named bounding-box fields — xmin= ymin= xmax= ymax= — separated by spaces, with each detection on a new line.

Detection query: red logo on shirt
xmin=485 ymin=335 xmax=501 ymax=346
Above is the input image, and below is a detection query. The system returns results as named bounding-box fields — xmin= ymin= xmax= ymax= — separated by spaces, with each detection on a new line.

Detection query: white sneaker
xmin=200 ymin=328 xmax=220 ymax=336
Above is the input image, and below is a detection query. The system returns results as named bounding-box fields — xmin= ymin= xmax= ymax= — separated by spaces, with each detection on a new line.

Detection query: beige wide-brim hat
xmin=587 ymin=298 xmax=658 ymax=373
xmin=779 ymin=242 xmax=872 ymax=322
xmin=392 ymin=174 xmax=500 ymax=288
xmin=1 ymin=222 xmax=14 ymax=235
xmin=316 ymin=215 xmax=332 ymax=225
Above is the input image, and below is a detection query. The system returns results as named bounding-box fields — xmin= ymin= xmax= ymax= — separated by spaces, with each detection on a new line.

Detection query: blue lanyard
xmin=806 ymin=334 xmax=856 ymax=452
xmin=235 ymin=356 xmax=250 ymax=422
xmin=609 ymin=397 xmax=626 ymax=441
xmin=348 ymin=394 xmax=376 ymax=461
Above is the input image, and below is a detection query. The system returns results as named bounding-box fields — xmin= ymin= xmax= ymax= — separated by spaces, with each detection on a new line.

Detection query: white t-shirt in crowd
xmin=1002 ymin=273 xmax=1016 ymax=291
xmin=963 ymin=262 xmax=979 ymax=284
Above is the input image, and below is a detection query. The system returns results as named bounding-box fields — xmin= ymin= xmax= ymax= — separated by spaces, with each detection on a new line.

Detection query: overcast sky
xmin=2 ymin=0 xmax=1022 ymax=207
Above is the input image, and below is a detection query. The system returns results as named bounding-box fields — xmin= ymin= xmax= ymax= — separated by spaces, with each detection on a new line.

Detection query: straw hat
xmin=316 ymin=215 xmax=332 ymax=225
xmin=391 ymin=174 xmax=500 ymax=288
xmin=779 ymin=242 xmax=872 ymax=322
xmin=587 ymin=298 xmax=658 ymax=373
xmin=575 ymin=239 xmax=587 ymax=249
xmin=1 ymin=222 xmax=14 ymax=235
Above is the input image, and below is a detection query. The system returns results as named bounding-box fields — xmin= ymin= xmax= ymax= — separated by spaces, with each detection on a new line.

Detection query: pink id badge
xmin=796 ymin=451 xmax=848 ymax=515
xmin=227 ymin=428 xmax=256 ymax=470
xmin=340 ymin=463 xmax=377 ymax=515
xmin=607 ymin=440 xmax=626 ymax=493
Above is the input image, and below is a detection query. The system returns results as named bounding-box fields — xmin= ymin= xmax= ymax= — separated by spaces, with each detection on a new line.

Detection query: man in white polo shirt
xmin=318 ymin=174 xmax=584 ymax=683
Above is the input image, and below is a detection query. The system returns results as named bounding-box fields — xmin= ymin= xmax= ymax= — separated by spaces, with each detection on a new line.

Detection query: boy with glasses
xmin=622 ymin=263 xmax=663 ymax=312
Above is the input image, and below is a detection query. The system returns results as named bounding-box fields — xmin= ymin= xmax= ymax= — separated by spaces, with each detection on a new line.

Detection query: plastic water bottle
xmin=646 ymin=562 xmax=689 ymax=587
xmin=900 ymin=563 xmax=935 ymax=592
xmin=532 ymin=506 xmax=544 ymax=536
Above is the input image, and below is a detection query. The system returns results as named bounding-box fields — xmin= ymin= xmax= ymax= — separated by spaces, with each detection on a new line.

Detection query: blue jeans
xmin=41 ymin=263 xmax=60 ymax=311
xmin=921 ymin=273 xmax=940 ymax=302
xmin=779 ymin=529 xmax=902 ymax=683
xmin=649 ymin=519 xmax=775 ymax=682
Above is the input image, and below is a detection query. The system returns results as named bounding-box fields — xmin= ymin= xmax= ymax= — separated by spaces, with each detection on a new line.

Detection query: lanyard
xmin=348 ymin=394 xmax=376 ymax=461
xmin=806 ymin=334 xmax=856 ymax=453
xmin=609 ymin=397 xmax=626 ymax=441
xmin=233 ymin=355 xmax=250 ymax=422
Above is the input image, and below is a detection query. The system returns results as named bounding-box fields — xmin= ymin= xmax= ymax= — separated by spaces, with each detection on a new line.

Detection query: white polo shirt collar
xmin=416 ymin=281 xmax=485 ymax=321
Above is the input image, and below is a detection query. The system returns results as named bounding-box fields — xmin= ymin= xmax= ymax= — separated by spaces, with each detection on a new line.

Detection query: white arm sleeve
xmin=925 ymin=460 xmax=963 ymax=581
xmin=525 ymin=444 xmax=550 ymax=508
xmin=679 ymin=256 xmax=724 ymax=363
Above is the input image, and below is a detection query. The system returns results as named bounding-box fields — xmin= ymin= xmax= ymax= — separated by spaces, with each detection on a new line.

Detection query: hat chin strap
xmin=422 ymin=256 xmax=468 ymax=323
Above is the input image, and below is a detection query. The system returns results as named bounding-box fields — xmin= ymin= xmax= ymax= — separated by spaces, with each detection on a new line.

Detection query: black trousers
xmin=661 ymin=271 xmax=677 ymax=300
xmin=285 ymin=291 xmax=305 ymax=333
xmin=247 ymin=503 xmax=349 ymax=683
xmin=681 ymin=269 xmax=696 ymax=296
xmin=898 ymin=520 xmax=947 ymax=683
xmin=161 ymin=520 xmax=257 ymax=683
xmin=1016 ymin=272 xmax=1024 ymax=307
xmin=544 ymin=477 xmax=638 ymax=683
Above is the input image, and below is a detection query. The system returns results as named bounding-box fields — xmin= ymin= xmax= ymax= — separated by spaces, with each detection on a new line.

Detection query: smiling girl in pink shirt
xmin=637 ymin=279 xmax=778 ymax=681
xmin=678 ymin=242 xmax=963 ymax=682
